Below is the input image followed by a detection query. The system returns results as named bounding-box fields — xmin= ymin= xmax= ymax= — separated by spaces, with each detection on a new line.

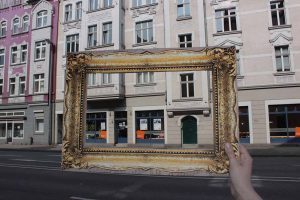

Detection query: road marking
xmin=10 ymin=159 xmax=60 ymax=163
xmin=70 ymin=197 xmax=97 ymax=200
xmin=47 ymin=154 xmax=61 ymax=157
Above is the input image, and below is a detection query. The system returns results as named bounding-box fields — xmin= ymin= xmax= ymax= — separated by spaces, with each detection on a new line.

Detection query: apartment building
xmin=0 ymin=0 xmax=59 ymax=145
xmin=206 ymin=0 xmax=300 ymax=143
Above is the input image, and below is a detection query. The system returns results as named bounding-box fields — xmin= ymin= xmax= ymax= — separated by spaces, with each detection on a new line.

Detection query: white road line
xmin=70 ymin=196 xmax=97 ymax=200
xmin=11 ymin=159 xmax=60 ymax=163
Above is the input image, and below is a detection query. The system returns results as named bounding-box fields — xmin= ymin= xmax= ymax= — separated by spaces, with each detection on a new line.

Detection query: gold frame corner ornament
xmin=62 ymin=47 xmax=239 ymax=175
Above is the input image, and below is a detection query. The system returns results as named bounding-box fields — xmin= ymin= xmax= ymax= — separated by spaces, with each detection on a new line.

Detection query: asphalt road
xmin=0 ymin=150 xmax=299 ymax=200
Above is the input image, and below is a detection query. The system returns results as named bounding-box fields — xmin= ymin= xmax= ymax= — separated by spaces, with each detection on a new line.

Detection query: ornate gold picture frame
xmin=62 ymin=47 xmax=239 ymax=175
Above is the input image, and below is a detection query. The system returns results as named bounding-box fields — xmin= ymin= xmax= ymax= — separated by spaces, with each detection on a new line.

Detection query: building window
xmin=270 ymin=0 xmax=286 ymax=26
xmin=239 ymin=106 xmax=250 ymax=143
xmin=22 ymin=15 xmax=29 ymax=32
xmin=0 ymin=21 xmax=7 ymax=37
xmin=275 ymin=46 xmax=290 ymax=72
xmin=136 ymin=20 xmax=153 ymax=44
xmin=177 ymin=0 xmax=190 ymax=18
xmin=21 ymin=44 xmax=27 ymax=63
xmin=86 ymin=112 xmax=107 ymax=143
xmin=135 ymin=110 xmax=164 ymax=144
xmin=236 ymin=50 xmax=241 ymax=75
xmin=66 ymin=34 xmax=79 ymax=53
xmin=102 ymin=73 xmax=112 ymax=84
xmin=215 ymin=8 xmax=237 ymax=33
xmin=75 ymin=2 xmax=82 ymax=20
xmin=13 ymin=123 xmax=24 ymax=138
xmin=89 ymin=0 xmax=99 ymax=11
xmin=0 ymin=49 xmax=4 ymax=67
xmin=19 ymin=77 xmax=26 ymax=95
xmin=133 ymin=0 xmax=142 ymax=7
xmin=35 ymin=118 xmax=44 ymax=132
xmin=0 ymin=79 xmax=3 ymax=95
xmin=146 ymin=0 xmax=156 ymax=5
xmin=13 ymin=18 xmax=19 ymax=34
xmin=88 ymin=73 xmax=97 ymax=86
xmin=9 ymin=78 xmax=16 ymax=95
xmin=103 ymin=22 xmax=112 ymax=45
xmin=34 ymin=74 xmax=45 ymax=93
xmin=180 ymin=73 xmax=194 ymax=98
xmin=269 ymin=104 xmax=300 ymax=142
xmin=11 ymin=46 xmax=18 ymax=64
xmin=179 ymin=34 xmax=192 ymax=48
xmin=65 ymin=4 xmax=72 ymax=22
xmin=103 ymin=0 xmax=112 ymax=8
xmin=137 ymin=72 xmax=154 ymax=84
xmin=88 ymin=25 xmax=97 ymax=48
xmin=35 ymin=41 xmax=46 ymax=60
xmin=37 ymin=10 xmax=48 ymax=28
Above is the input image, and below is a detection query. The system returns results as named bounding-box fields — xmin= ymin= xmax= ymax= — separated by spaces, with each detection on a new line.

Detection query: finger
xmin=239 ymin=145 xmax=252 ymax=161
xmin=225 ymin=143 xmax=238 ymax=165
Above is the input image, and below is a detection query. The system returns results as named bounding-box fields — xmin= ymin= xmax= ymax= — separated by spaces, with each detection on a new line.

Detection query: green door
xmin=182 ymin=116 xmax=197 ymax=144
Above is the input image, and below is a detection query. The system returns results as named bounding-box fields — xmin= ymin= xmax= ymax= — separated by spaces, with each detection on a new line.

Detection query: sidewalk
xmin=0 ymin=144 xmax=299 ymax=156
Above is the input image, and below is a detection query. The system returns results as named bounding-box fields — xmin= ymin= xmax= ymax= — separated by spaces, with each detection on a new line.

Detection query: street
xmin=0 ymin=150 xmax=299 ymax=200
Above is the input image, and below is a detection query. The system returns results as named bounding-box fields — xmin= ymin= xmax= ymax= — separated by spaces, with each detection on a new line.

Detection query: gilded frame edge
xmin=62 ymin=47 xmax=239 ymax=174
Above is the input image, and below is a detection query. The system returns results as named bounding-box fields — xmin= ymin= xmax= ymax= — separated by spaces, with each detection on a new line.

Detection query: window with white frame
xmin=35 ymin=118 xmax=44 ymax=132
xmin=35 ymin=41 xmax=46 ymax=60
xmin=102 ymin=73 xmax=112 ymax=84
xmin=19 ymin=76 xmax=25 ymax=95
xmin=11 ymin=46 xmax=18 ymax=64
xmin=88 ymin=73 xmax=97 ymax=86
xmin=66 ymin=34 xmax=79 ymax=53
xmin=88 ymin=25 xmax=97 ymax=48
xmin=103 ymin=22 xmax=112 ymax=45
xmin=9 ymin=77 xmax=16 ymax=95
xmin=37 ymin=10 xmax=48 ymax=28
xmin=89 ymin=0 xmax=99 ymax=11
xmin=180 ymin=73 xmax=194 ymax=98
xmin=177 ymin=0 xmax=190 ymax=18
xmin=0 ymin=79 xmax=3 ymax=95
xmin=34 ymin=74 xmax=45 ymax=93
xmin=65 ymin=4 xmax=72 ymax=22
xmin=215 ymin=8 xmax=237 ymax=32
xmin=137 ymin=72 xmax=154 ymax=84
xmin=21 ymin=44 xmax=27 ymax=63
xmin=13 ymin=18 xmax=19 ymax=34
xmin=179 ymin=34 xmax=192 ymax=48
xmin=22 ymin=15 xmax=29 ymax=32
xmin=133 ymin=0 xmax=142 ymax=7
xmin=275 ymin=46 xmax=290 ymax=72
xmin=103 ymin=0 xmax=112 ymax=8
xmin=270 ymin=0 xmax=286 ymax=26
xmin=0 ymin=21 xmax=7 ymax=37
xmin=0 ymin=49 xmax=4 ymax=67
xmin=13 ymin=122 xmax=24 ymax=138
xmin=136 ymin=20 xmax=153 ymax=44
xmin=75 ymin=2 xmax=82 ymax=20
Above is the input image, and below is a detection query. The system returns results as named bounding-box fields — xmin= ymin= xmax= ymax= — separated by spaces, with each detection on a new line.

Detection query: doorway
xmin=181 ymin=116 xmax=197 ymax=144
xmin=7 ymin=123 xmax=13 ymax=143
xmin=115 ymin=111 xmax=127 ymax=144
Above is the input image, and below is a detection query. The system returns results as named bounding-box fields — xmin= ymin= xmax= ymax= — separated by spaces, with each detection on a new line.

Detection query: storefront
xmin=0 ymin=111 xmax=25 ymax=144
xmin=85 ymin=112 xmax=107 ymax=144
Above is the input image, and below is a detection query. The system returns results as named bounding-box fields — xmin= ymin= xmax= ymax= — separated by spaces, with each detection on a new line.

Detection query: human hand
xmin=225 ymin=143 xmax=262 ymax=200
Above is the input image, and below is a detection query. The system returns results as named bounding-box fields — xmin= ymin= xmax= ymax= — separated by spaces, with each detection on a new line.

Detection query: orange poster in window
xmin=100 ymin=130 xmax=107 ymax=139
xmin=136 ymin=130 xmax=145 ymax=139
xmin=296 ymin=127 xmax=300 ymax=138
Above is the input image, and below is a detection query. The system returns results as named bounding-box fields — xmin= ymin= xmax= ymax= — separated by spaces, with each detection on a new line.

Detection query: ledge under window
xmin=87 ymin=5 xmax=115 ymax=14
xmin=0 ymin=35 xmax=6 ymax=39
xmin=237 ymin=75 xmax=245 ymax=79
xmin=268 ymin=24 xmax=292 ymax=30
xmin=132 ymin=41 xmax=157 ymax=47
xmin=85 ymin=43 xmax=114 ymax=50
xmin=87 ymin=84 xmax=114 ymax=89
xmin=63 ymin=19 xmax=81 ymax=25
xmin=34 ymin=58 xmax=46 ymax=62
xmin=213 ymin=30 xmax=242 ymax=37
xmin=131 ymin=3 xmax=159 ymax=10
xmin=176 ymin=16 xmax=192 ymax=21
xmin=273 ymin=71 xmax=295 ymax=76
xmin=173 ymin=98 xmax=203 ymax=102
xmin=32 ymin=25 xmax=52 ymax=31
xmin=134 ymin=83 xmax=157 ymax=87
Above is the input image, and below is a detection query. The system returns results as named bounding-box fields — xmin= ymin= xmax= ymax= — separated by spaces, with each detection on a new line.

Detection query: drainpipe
xmin=203 ymin=0 xmax=208 ymax=47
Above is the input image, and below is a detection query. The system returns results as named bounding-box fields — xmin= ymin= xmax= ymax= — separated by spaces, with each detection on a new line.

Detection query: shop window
xmin=0 ymin=123 xmax=5 ymax=137
xmin=269 ymin=104 xmax=300 ymax=142
xmin=13 ymin=123 xmax=24 ymax=138
xmin=215 ymin=8 xmax=237 ymax=33
xmin=239 ymin=106 xmax=250 ymax=143
xmin=135 ymin=110 xmax=164 ymax=144
xmin=270 ymin=0 xmax=286 ymax=26
xmin=86 ymin=112 xmax=107 ymax=144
